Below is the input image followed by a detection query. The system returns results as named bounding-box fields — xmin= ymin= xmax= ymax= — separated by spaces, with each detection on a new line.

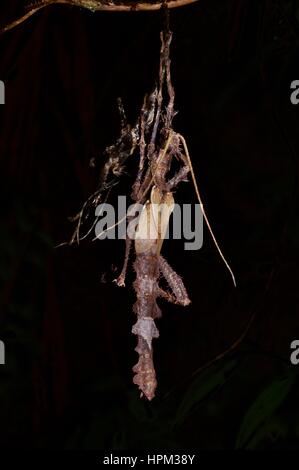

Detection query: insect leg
xmin=158 ymin=287 xmax=176 ymax=304
xmin=115 ymin=237 xmax=132 ymax=287
xmin=158 ymin=255 xmax=190 ymax=306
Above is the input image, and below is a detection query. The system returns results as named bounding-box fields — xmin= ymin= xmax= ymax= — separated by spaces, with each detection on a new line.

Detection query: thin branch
xmin=1 ymin=0 xmax=199 ymax=33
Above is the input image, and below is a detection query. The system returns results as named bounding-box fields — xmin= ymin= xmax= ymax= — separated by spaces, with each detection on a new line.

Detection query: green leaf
xmin=173 ymin=357 xmax=240 ymax=427
xmin=236 ymin=374 xmax=295 ymax=449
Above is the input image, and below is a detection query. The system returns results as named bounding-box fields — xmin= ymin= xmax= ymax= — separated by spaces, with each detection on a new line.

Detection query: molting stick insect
xmin=110 ymin=22 xmax=235 ymax=399
xmin=56 ymin=5 xmax=236 ymax=400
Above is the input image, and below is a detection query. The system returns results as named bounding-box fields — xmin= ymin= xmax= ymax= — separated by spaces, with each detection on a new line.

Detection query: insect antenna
xmin=178 ymin=133 xmax=237 ymax=287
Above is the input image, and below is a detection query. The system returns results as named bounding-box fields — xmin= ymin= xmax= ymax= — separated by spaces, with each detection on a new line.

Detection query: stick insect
xmin=108 ymin=18 xmax=235 ymax=400
xmin=0 ymin=1 xmax=199 ymax=33
xmin=130 ymin=185 xmax=191 ymax=400
xmin=54 ymin=4 xmax=235 ymax=400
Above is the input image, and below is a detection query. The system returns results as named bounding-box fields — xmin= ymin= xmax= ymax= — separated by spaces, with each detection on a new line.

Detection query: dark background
xmin=0 ymin=0 xmax=299 ymax=450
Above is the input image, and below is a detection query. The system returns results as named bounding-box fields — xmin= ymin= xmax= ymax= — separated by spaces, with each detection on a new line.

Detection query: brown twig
xmin=1 ymin=0 xmax=199 ymax=34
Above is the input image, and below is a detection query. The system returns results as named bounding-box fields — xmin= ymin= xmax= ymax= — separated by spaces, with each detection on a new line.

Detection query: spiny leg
xmin=158 ymin=255 xmax=190 ymax=306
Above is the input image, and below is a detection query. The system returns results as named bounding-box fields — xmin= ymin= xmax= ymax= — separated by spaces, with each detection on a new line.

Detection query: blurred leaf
xmin=236 ymin=373 xmax=295 ymax=449
xmin=244 ymin=417 xmax=288 ymax=450
xmin=173 ymin=357 xmax=240 ymax=427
